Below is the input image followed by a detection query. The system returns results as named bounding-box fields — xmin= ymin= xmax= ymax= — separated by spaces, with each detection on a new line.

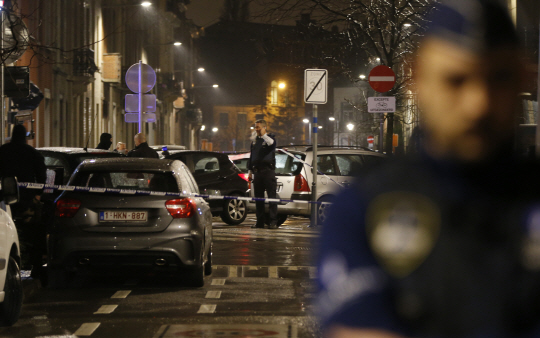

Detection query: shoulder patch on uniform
xmin=366 ymin=191 xmax=440 ymax=278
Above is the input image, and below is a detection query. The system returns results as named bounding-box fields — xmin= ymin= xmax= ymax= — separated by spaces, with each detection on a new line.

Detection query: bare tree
xmin=255 ymin=0 xmax=435 ymax=154
xmin=221 ymin=0 xmax=251 ymax=22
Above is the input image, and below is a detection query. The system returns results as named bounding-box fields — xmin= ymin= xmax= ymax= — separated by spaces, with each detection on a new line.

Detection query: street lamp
xmin=303 ymin=118 xmax=311 ymax=144
xmin=197 ymin=67 xmax=205 ymax=72
xmin=212 ymin=84 xmax=219 ymax=88
xmin=200 ymin=125 xmax=205 ymax=131
xmin=212 ymin=127 xmax=218 ymax=132
xmin=347 ymin=123 xmax=355 ymax=131
xmin=359 ymin=74 xmax=366 ymax=80
xmin=141 ymin=1 xmax=152 ymax=6
xmin=278 ymin=82 xmax=286 ymax=89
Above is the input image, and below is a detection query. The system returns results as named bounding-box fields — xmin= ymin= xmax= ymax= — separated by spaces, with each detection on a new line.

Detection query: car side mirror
xmin=2 ymin=177 xmax=19 ymax=205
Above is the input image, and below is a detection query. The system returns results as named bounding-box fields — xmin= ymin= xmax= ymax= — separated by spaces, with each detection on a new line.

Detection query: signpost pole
xmin=138 ymin=60 xmax=142 ymax=133
xmin=310 ymin=104 xmax=318 ymax=228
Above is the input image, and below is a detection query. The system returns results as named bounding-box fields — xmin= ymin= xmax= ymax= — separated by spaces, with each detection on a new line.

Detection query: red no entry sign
xmin=368 ymin=65 xmax=396 ymax=93
xmin=367 ymin=135 xmax=374 ymax=144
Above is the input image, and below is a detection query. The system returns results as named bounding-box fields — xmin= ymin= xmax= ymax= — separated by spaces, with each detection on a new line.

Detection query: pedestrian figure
xmin=0 ymin=124 xmax=46 ymax=279
xmin=96 ymin=132 xmax=113 ymax=150
xmin=127 ymin=133 xmax=159 ymax=158
xmin=316 ymin=1 xmax=540 ymax=337
xmin=115 ymin=141 xmax=127 ymax=155
xmin=247 ymin=119 xmax=277 ymax=229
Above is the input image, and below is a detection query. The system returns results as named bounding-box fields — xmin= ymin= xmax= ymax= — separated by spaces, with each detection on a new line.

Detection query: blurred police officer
xmin=248 ymin=119 xmax=278 ymax=229
xmin=316 ymin=0 xmax=540 ymax=337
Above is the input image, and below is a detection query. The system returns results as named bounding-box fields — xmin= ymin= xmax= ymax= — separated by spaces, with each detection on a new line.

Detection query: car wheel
xmin=0 ymin=257 xmax=23 ymax=326
xmin=185 ymin=264 xmax=205 ymax=287
xmin=204 ymin=247 xmax=212 ymax=276
xmin=220 ymin=195 xmax=247 ymax=225
xmin=317 ymin=196 xmax=333 ymax=225
xmin=47 ymin=266 xmax=72 ymax=289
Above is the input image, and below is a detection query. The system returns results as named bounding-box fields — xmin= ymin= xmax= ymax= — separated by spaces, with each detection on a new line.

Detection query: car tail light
xmin=55 ymin=198 xmax=81 ymax=218
xmin=294 ymin=174 xmax=310 ymax=192
xmin=166 ymin=198 xmax=196 ymax=218
xmin=238 ymin=173 xmax=249 ymax=182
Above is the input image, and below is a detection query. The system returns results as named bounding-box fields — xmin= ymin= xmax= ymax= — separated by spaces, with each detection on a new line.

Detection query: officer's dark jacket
xmin=317 ymin=150 xmax=540 ymax=337
xmin=0 ymin=139 xmax=46 ymax=199
xmin=248 ymin=133 xmax=276 ymax=170
xmin=127 ymin=142 xmax=159 ymax=159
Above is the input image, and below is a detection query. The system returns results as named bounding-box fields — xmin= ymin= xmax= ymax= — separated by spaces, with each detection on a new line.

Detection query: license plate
xmin=99 ymin=211 xmax=148 ymax=222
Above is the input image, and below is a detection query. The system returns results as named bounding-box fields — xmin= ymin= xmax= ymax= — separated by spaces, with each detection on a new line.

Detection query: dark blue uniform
xmin=248 ymin=133 xmax=277 ymax=227
xmin=316 ymin=151 xmax=540 ymax=337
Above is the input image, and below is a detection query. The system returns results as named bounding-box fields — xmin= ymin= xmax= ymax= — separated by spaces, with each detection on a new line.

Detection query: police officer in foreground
xmin=248 ymin=119 xmax=278 ymax=229
xmin=316 ymin=0 xmax=540 ymax=337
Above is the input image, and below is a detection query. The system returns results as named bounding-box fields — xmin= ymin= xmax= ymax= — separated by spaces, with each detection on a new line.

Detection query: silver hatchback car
xmin=248 ymin=146 xmax=386 ymax=225
xmin=48 ymin=158 xmax=213 ymax=287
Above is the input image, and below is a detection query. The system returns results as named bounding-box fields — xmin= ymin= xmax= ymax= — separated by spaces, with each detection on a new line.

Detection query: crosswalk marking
xmin=111 ymin=290 xmax=131 ymax=299
xmin=268 ymin=266 xmax=278 ymax=278
xmin=74 ymin=322 xmax=100 ymax=336
xmin=211 ymin=279 xmax=226 ymax=286
xmin=228 ymin=266 xmax=237 ymax=277
xmin=94 ymin=305 xmax=118 ymax=314
xmin=205 ymin=291 xmax=222 ymax=299
xmin=197 ymin=304 xmax=217 ymax=313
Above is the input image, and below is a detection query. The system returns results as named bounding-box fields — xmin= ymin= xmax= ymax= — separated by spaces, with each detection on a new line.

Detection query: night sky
xmin=186 ymin=0 xmax=226 ymax=27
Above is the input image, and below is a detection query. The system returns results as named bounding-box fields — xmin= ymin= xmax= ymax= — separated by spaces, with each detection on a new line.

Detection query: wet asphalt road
xmin=0 ymin=215 xmax=321 ymax=338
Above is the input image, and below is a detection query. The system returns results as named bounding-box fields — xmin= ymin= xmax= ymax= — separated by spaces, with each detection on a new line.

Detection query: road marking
xmin=74 ymin=322 xmax=100 ymax=336
xmin=211 ymin=279 xmax=226 ymax=286
xmin=205 ymin=291 xmax=222 ymax=299
xmin=94 ymin=305 xmax=118 ymax=314
xmin=249 ymin=266 xmax=258 ymax=270
xmin=197 ymin=304 xmax=217 ymax=313
xmin=268 ymin=266 xmax=278 ymax=278
xmin=288 ymin=266 xmax=298 ymax=270
xmin=111 ymin=290 xmax=131 ymax=299
xmin=309 ymin=267 xmax=317 ymax=279
xmin=228 ymin=266 xmax=237 ymax=277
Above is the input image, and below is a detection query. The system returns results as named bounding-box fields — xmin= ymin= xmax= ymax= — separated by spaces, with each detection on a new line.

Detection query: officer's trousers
xmin=253 ymin=168 xmax=277 ymax=225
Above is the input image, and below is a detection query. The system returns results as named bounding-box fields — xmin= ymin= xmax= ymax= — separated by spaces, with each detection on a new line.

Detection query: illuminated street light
xmin=303 ymin=118 xmax=309 ymax=124
xmin=278 ymin=82 xmax=286 ymax=89
xmin=173 ymin=42 xmax=182 ymax=46
xmin=318 ymin=126 xmax=323 ymax=129
xmin=403 ymin=23 xmax=412 ymax=27
xmin=200 ymin=125 xmax=205 ymax=131
xmin=212 ymin=84 xmax=219 ymax=88
xmin=346 ymin=123 xmax=355 ymax=131
xmin=376 ymin=58 xmax=381 ymax=62
xmin=359 ymin=74 xmax=366 ymax=80
xmin=212 ymin=127 xmax=218 ymax=132
xmin=328 ymin=117 xmax=335 ymax=121
xmin=197 ymin=67 xmax=205 ymax=72
xmin=141 ymin=1 xmax=152 ymax=6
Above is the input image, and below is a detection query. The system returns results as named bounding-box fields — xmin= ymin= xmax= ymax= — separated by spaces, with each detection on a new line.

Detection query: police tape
xmin=18 ymin=182 xmax=332 ymax=205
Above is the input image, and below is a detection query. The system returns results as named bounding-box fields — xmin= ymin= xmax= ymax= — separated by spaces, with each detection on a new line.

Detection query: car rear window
xmin=275 ymin=152 xmax=305 ymax=176
xmin=72 ymin=171 xmax=179 ymax=193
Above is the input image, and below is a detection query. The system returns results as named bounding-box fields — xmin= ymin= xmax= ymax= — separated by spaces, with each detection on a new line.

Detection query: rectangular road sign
xmin=367 ymin=96 xmax=396 ymax=113
xmin=125 ymin=94 xmax=156 ymax=112
xmin=304 ymin=69 xmax=328 ymax=104
xmin=124 ymin=112 xmax=156 ymax=123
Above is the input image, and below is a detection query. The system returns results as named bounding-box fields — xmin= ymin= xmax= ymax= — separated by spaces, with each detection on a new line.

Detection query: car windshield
xmin=71 ymin=171 xmax=179 ymax=193
xmin=275 ymin=152 xmax=305 ymax=176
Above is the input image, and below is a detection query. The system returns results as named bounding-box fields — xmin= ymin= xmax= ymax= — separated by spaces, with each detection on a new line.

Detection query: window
xmin=270 ymin=81 xmax=278 ymax=105
xmin=74 ymin=171 xmax=179 ymax=193
xmin=275 ymin=152 xmax=305 ymax=176
xmin=317 ymin=155 xmax=336 ymax=175
xmin=219 ymin=112 xmax=229 ymax=127
xmin=335 ymin=154 xmax=363 ymax=176
xmin=194 ymin=156 xmax=220 ymax=173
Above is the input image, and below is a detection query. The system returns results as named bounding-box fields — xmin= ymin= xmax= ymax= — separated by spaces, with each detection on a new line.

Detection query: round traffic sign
xmin=367 ymin=135 xmax=374 ymax=144
xmin=368 ymin=65 xmax=396 ymax=93
xmin=125 ymin=63 xmax=156 ymax=93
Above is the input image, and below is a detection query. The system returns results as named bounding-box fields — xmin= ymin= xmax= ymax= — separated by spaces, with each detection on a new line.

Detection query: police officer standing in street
xmin=127 ymin=133 xmax=159 ymax=158
xmin=0 ymin=124 xmax=47 ymax=279
xmin=248 ymin=119 xmax=278 ymax=229
xmin=316 ymin=0 xmax=540 ymax=337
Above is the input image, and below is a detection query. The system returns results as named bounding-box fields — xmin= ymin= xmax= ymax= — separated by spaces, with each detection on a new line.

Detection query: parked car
xmin=0 ymin=177 xmax=23 ymax=326
xmin=228 ymin=152 xmax=250 ymax=173
xmin=48 ymin=158 xmax=213 ymax=288
xmin=162 ymin=150 xmax=250 ymax=225
xmin=248 ymin=146 xmax=386 ymax=225
xmin=150 ymin=145 xmax=186 ymax=152
xmin=37 ymin=147 xmax=124 ymax=186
